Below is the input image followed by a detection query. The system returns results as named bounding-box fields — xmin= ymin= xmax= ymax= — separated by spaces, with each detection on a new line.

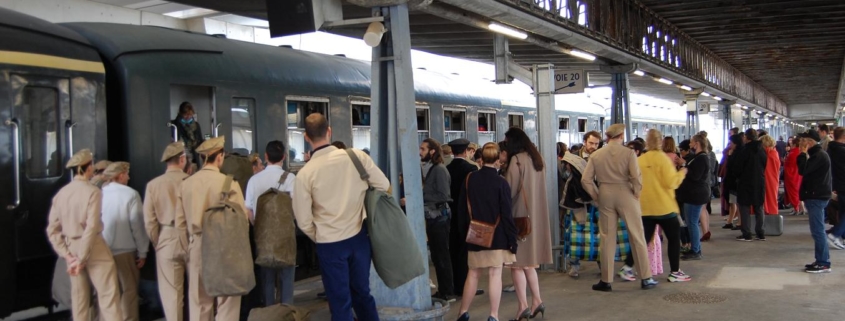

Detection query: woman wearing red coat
xmin=761 ymin=135 xmax=781 ymax=215
xmin=784 ymin=137 xmax=804 ymax=215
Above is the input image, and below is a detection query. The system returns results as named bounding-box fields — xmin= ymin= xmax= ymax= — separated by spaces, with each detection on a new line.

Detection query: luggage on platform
xmin=248 ymin=304 xmax=311 ymax=321
xmin=748 ymin=214 xmax=784 ymax=236
xmin=254 ymin=171 xmax=298 ymax=268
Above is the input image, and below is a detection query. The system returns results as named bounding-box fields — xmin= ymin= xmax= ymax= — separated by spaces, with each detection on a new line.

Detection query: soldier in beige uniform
xmin=91 ymin=160 xmax=113 ymax=188
xmin=179 ymin=136 xmax=247 ymax=321
xmin=46 ymin=149 xmax=123 ymax=321
xmin=144 ymin=142 xmax=189 ymax=321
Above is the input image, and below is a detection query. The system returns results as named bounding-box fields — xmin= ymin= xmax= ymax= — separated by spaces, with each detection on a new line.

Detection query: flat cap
xmin=799 ymin=129 xmax=821 ymax=142
xmin=196 ymin=136 xmax=225 ymax=155
xmin=161 ymin=141 xmax=186 ymax=162
xmin=93 ymin=160 xmax=112 ymax=171
xmin=66 ymin=149 xmax=93 ymax=168
xmin=606 ymin=123 xmax=626 ymax=138
xmin=448 ymin=138 xmax=470 ymax=147
xmin=103 ymin=162 xmax=130 ymax=179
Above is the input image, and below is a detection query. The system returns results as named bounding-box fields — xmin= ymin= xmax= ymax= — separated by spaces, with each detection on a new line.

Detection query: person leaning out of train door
xmin=179 ymin=136 xmax=247 ymax=321
xmin=172 ymin=101 xmax=205 ymax=169
xmin=101 ymin=162 xmax=150 ymax=321
xmin=91 ymin=160 xmax=113 ymax=189
xmin=46 ymin=149 xmax=124 ymax=321
xmin=143 ymin=142 xmax=190 ymax=321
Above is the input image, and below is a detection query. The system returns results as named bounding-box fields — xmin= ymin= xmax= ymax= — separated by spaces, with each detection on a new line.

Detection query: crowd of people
xmin=45 ymin=105 xmax=842 ymax=321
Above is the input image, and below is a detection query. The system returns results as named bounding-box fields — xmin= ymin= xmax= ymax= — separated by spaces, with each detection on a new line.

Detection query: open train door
xmin=0 ymin=70 xmax=17 ymax=317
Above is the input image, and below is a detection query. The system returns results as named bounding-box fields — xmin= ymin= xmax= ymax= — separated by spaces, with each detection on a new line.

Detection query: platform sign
xmin=554 ymin=69 xmax=585 ymax=94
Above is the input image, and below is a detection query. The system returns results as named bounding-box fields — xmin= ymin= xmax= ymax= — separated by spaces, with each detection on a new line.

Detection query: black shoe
xmin=681 ymin=252 xmax=702 ymax=261
xmin=722 ymin=223 xmax=734 ymax=229
xmin=756 ymin=235 xmax=767 ymax=241
xmin=475 ymin=289 xmax=485 ymax=296
xmin=736 ymin=235 xmax=753 ymax=242
xmin=531 ymin=303 xmax=545 ymax=319
xmin=805 ymin=263 xmax=831 ymax=274
xmin=592 ymin=281 xmax=612 ymax=292
xmin=456 ymin=312 xmax=470 ymax=321
xmin=641 ymin=278 xmax=658 ymax=290
xmin=316 ymin=291 xmax=326 ymax=299
xmin=805 ymin=262 xmax=816 ymax=269
xmin=731 ymin=225 xmax=742 ymax=230
xmin=432 ymin=292 xmax=457 ymax=303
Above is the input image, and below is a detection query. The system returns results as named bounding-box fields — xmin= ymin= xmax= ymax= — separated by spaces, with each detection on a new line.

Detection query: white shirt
xmin=245 ymin=164 xmax=296 ymax=218
xmin=101 ymin=182 xmax=149 ymax=258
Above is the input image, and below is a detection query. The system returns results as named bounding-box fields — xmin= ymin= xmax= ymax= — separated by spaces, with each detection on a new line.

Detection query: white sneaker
xmin=429 ymin=279 xmax=436 ymax=289
xmin=568 ymin=264 xmax=580 ymax=279
xmin=828 ymin=234 xmax=845 ymax=250
xmin=618 ymin=265 xmax=636 ymax=282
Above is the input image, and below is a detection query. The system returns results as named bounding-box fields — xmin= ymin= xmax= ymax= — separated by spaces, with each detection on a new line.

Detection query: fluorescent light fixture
xmin=680 ymin=85 xmax=692 ymax=91
xmin=713 ymin=96 xmax=722 ymax=101
xmin=245 ymin=130 xmax=252 ymax=133
xmin=232 ymin=108 xmax=248 ymax=113
xmin=811 ymin=122 xmax=818 ymax=125
xmin=756 ymin=111 xmax=762 ymax=114
xmin=488 ymin=23 xmax=528 ymax=40
xmin=657 ymin=78 xmax=673 ymax=85
xmin=568 ymin=49 xmax=596 ymax=61
xmin=740 ymin=105 xmax=748 ymax=110
xmin=701 ymin=92 xmax=711 ymax=97
xmin=633 ymin=70 xmax=645 ymax=76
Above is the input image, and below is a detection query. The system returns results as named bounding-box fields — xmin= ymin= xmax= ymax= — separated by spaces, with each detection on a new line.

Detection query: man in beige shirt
xmin=179 ymin=136 xmax=248 ymax=321
xmin=581 ymin=124 xmax=657 ymax=292
xmin=143 ymin=142 xmax=189 ymax=321
xmin=46 ymin=149 xmax=123 ymax=321
xmin=293 ymin=114 xmax=389 ymax=321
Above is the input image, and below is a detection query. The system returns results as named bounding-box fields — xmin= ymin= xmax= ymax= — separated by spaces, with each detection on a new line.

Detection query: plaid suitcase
xmin=566 ymin=205 xmax=629 ymax=262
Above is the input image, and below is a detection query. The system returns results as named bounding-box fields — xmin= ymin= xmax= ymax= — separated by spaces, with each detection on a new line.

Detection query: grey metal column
xmin=601 ymin=64 xmax=637 ymax=139
xmin=720 ymin=100 xmax=736 ymax=147
xmin=494 ymin=34 xmax=510 ymax=84
xmin=369 ymin=4 xmax=430 ymax=310
xmin=684 ymin=90 xmax=703 ymax=138
xmin=533 ymin=64 xmax=560 ymax=270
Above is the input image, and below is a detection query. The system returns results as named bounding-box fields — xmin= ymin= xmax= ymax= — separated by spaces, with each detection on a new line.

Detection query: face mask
xmin=181 ymin=117 xmax=194 ymax=124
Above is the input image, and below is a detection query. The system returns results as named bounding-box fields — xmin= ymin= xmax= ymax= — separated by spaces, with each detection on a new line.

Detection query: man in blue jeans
xmin=797 ymin=129 xmax=832 ymax=273
xmin=825 ymin=127 xmax=845 ymax=250
xmin=293 ymin=114 xmax=391 ymax=320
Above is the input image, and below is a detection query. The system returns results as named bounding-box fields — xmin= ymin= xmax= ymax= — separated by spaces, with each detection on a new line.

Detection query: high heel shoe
xmin=530 ymin=303 xmax=545 ymax=319
xmin=488 ymin=317 xmax=498 ymax=321
xmin=700 ymin=231 xmax=711 ymax=242
xmin=457 ymin=312 xmax=470 ymax=321
xmin=509 ymin=308 xmax=531 ymax=321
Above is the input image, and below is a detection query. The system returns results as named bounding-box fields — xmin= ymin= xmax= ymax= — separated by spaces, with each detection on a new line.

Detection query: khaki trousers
xmin=113 ymin=252 xmax=140 ymax=321
xmin=70 ymin=237 xmax=123 ymax=321
xmin=597 ymin=184 xmax=652 ymax=283
xmin=156 ymin=227 xmax=188 ymax=321
xmin=189 ymin=235 xmax=241 ymax=321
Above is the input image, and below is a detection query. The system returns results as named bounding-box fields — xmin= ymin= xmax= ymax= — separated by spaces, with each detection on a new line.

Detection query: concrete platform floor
xmin=293 ymin=202 xmax=845 ymax=321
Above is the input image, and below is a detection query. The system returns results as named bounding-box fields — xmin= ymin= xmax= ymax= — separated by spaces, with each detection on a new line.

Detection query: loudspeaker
xmin=266 ymin=0 xmax=343 ymax=38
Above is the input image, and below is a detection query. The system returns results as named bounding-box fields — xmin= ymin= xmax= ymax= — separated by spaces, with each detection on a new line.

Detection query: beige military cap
xmin=161 ymin=141 xmax=186 ymax=162
xmin=66 ymin=149 xmax=93 ymax=168
xmin=103 ymin=161 xmax=130 ymax=179
xmin=93 ymin=160 xmax=112 ymax=171
xmin=606 ymin=123 xmax=626 ymax=139
xmin=196 ymin=136 xmax=225 ymax=155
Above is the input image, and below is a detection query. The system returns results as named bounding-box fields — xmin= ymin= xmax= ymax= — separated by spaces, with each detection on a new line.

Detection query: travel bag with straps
xmin=345 ymin=149 xmax=425 ymax=289
xmin=254 ymin=171 xmax=297 ymax=268
xmin=202 ymin=175 xmax=256 ymax=296
xmin=464 ymin=172 xmax=499 ymax=248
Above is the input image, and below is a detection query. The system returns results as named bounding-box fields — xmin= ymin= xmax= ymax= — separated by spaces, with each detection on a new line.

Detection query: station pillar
xmin=532 ymin=64 xmax=561 ymax=270
xmin=721 ymin=100 xmax=737 ymax=146
xmin=684 ymin=90 xmax=703 ymax=139
xmin=600 ymin=64 xmax=637 ymax=140
xmin=369 ymin=3 xmax=431 ymax=312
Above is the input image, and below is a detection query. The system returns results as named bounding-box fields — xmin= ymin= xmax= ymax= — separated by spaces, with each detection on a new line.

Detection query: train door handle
xmin=167 ymin=122 xmax=178 ymax=142
xmin=214 ymin=123 xmax=223 ymax=137
xmin=66 ymin=121 xmax=77 ymax=182
xmin=6 ymin=119 xmax=20 ymax=210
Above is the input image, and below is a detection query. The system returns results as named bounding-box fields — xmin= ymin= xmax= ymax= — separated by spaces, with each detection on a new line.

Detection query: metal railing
xmin=504 ymin=0 xmax=787 ymax=115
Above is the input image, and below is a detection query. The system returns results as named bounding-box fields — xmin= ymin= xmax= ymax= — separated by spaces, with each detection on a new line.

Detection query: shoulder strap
xmin=278 ymin=170 xmax=290 ymax=189
xmin=422 ymin=164 xmax=436 ymax=185
xmin=221 ymin=175 xmax=233 ymax=201
xmin=345 ymin=149 xmax=369 ymax=181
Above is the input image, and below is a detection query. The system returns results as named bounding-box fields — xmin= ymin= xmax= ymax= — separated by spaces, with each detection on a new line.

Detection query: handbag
xmin=464 ymin=173 xmax=500 ymax=247
xmin=514 ymin=156 xmax=532 ymax=240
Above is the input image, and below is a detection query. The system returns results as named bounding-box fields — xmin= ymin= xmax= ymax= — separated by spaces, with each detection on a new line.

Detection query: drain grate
xmin=663 ymin=292 xmax=727 ymax=304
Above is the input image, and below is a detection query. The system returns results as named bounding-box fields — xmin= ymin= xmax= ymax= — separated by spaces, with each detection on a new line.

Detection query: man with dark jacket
xmin=827 ymin=127 xmax=845 ymax=250
xmin=797 ymin=130 xmax=832 ymax=273
xmin=445 ymin=138 xmax=480 ymax=297
xmin=734 ymin=129 xmax=767 ymax=241
xmin=417 ymin=138 xmax=456 ymax=301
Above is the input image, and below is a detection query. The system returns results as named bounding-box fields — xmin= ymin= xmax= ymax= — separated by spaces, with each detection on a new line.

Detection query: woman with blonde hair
xmin=456 ymin=143 xmax=519 ymax=321
xmin=620 ymin=129 xmax=691 ymax=281
xmin=760 ymin=135 xmax=781 ymax=215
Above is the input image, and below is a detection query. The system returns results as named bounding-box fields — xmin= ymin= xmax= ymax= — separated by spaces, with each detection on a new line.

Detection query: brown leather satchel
xmin=465 ymin=173 xmax=500 ymax=248
xmin=514 ymin=157 xmax=532 ymax=240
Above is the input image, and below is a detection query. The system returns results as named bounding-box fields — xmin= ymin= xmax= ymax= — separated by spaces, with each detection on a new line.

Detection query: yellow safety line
xmin=0 ymin=50 xmax=105 ymax=74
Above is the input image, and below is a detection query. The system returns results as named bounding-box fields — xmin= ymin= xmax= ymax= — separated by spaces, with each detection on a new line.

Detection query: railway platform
xmin=289 ymin=201 xmax=843 ymax=321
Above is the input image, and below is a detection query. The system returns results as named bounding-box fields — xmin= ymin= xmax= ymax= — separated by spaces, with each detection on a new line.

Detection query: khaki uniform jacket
xmin=581 ymin=141 xmax=643 ymax=202
xmin=46 ymin=177 xmax=103 ymax=263
xmin=179 ymin=167 xmax=248 ymax=236
xmin=144 ymin=168 xmax=189 ymax=246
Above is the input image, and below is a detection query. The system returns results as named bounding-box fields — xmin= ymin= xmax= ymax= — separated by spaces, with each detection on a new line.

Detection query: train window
xmin=558 ymin=117 xmax=570 ymax=144
xmin=577 ymin=118 xmax=587 ymax=133
xmin=351 ymin=103 xmax=371 ymax=150
xmin=508 ymin=113 xmax=524 ymax=129
xmin=478 ymin=111 xmax=496 ymax=146
xmin=230 ymin=98 xmax=255 ymax=155
xmin=22 ymin=87 xmax=61 ymax=178
xmin=444 ymin=108 xmax=466 ymax=142
xmin=286 ymin=97 xmax=329 ymax=167
xmin=417 ymin=106 xmax=430 ymax=144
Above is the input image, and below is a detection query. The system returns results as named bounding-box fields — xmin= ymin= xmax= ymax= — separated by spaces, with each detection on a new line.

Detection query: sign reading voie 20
xmin=554 ymin=69 xmax=585 ymax=94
